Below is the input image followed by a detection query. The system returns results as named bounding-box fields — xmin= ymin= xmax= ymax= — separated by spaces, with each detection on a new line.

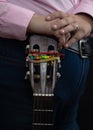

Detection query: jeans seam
xmin=77 ymin=59 xmax=85 ymax=88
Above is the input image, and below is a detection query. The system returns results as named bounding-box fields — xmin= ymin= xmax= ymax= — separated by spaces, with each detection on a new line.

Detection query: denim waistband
xmin=66 ymin=41 xmax=79 ymax=54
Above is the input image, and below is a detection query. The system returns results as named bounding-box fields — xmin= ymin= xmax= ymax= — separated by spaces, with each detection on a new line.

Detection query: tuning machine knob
xmin=25 ymin=44 xmax=30 ymax=55
xmin=24 ymin=71 xmax=30 ymax=80
xmin=57 ymin=72 xmax=61 ymax=78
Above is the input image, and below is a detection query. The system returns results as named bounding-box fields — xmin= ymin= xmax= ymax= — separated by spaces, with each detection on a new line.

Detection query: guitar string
xmin=32 ymin=57 xmax=57 ymax=130
xmin=44 ymin=74 xmax=46 ymax=129
xmin=37 ymin=64 xmax=41 ymax=130
xmin=40 ymin=89 xmax=42 ymax=130
xmin=36 ymin=94 xmax=38 ymax=130
xmin=32 ymin=94 xmax=35 ymax=130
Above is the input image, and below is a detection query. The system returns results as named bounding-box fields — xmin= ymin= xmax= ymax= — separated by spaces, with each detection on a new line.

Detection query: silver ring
xmin=74 ymin=24 xmax=80 ymax=31
xmin=66 ymin=33 xmax=71 ymax=40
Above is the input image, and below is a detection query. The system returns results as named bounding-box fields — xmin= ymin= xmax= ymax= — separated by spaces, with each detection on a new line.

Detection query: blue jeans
xmin=0 ymin=38 xmax=90 ymax=130
xmin=53 ymin=49 xmax=90 ymax=130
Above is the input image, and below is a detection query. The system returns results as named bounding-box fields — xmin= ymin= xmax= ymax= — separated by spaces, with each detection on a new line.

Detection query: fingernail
xmin=60 ymin=29 xmax=65 ymax=34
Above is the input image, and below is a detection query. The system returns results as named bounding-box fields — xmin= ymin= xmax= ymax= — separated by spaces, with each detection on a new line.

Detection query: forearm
xmin=27 ymin=13 xmax=58 ymax=36
xmin=27 ymin=14 xmax=47 ymax=34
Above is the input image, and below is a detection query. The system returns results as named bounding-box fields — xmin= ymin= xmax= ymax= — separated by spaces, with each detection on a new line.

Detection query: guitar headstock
xmin=25 ymin=35 xmax=63 ymax=95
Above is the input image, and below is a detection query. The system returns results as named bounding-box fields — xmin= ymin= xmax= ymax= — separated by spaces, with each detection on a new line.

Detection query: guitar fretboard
xmin=32 ymin=94 xmax=54 ymax=130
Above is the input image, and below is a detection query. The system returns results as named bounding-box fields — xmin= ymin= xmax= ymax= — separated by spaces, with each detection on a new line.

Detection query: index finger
xmin=64 ymin=32 xmax=84 ymax=48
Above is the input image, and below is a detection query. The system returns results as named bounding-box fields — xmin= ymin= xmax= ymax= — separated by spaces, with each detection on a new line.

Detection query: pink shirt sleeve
xmin=0 ymin=1 xmax=34 ymax=40
xmin=73 ymin=0 xmax=93 ymax=17
xmin=73 ymin=0 xmax=93 ymax=36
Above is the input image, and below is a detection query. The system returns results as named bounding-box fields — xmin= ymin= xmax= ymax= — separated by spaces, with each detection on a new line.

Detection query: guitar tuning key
xmin=24 ymin=71 xmax=30 ymax=80
xmin=25 ymin=44 xmax=30 ymax=55
xmin=57 ymin=58 xmax=61 ymax=68
xmin=58 ymin=63 xmax=61 ymax=68
xmin=25 ymin=58 xmax=29 ymax=67
xmin=57 ymin=72 xmax=61 ymax=78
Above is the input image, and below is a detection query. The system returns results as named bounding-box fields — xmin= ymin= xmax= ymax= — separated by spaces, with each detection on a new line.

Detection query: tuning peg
xmin=58 ymin=63 xmax=61 ymax=68
xmin=25 ymin=44 xmax=30 ymax=54
xmin=25 ymin=58 xmax=29 ymax=67
xmin=24 ymin=71 xmax=30 ymax=79
xmin=57 ymin=72 xmax=61 ymax=78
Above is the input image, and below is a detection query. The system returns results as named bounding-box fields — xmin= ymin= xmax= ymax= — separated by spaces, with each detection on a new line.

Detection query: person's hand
xmin=46 ymin=11 xmax=93 ymax=48
xmin=27 ymin=13 xmax=62 ymax=35
xmin=27 ymin=13 xmax=67 ymax=49
xmin=27 ymin=14 xmax=69 ymax=48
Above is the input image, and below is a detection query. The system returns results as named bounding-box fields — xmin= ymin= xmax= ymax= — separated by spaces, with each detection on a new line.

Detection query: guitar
xmin=26 ymin=35 xmax=62 ymax=130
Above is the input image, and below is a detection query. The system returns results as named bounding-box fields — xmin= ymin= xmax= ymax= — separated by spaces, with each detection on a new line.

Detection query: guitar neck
xmin=32 ymin=94 xmax=53 ymax=130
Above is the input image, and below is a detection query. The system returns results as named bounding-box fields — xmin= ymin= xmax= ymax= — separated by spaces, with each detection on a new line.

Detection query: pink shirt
xmin=0 ymin=0 xmax=93 ymax=40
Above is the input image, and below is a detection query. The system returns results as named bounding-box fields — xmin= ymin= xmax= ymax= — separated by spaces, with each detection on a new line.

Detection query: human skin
xmin=27 ymin=14 xmax=59 ymax=35
xmin=27 ymin=12 xmax=93 ymax=49
xmin=45 ymin=11 xmax=93 ymax=48
xmin=27 ymin=13 xmax=70 ymax=48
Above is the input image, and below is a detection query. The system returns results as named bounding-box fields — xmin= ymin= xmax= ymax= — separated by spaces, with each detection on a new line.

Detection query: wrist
xmin=27 ymin=14 xmax=46 ymax=34
xmin=77 ymin=13 xmax=93 ymax=34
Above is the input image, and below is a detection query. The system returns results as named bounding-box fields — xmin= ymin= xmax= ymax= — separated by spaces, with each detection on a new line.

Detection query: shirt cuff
xmin=73 ymin=2 xmax=93 ymax=17
xmin=0 ymin=3 xmax=35 ymax=40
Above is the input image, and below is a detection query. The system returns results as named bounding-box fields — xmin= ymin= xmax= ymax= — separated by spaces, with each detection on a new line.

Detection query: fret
xmin=33 ymin=93 xmax=54 ymax=96
xmin=33 ymin=109 xmax=53 ymax=112
xmin=32 ymin=123 xmax=53 ymax=126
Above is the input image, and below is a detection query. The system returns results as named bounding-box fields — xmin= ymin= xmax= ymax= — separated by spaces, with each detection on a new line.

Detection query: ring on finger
xmin=66 ymin=33 xmax=71 ymax=41
xmin=74 ymin=24 xmax=80 ymax=31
